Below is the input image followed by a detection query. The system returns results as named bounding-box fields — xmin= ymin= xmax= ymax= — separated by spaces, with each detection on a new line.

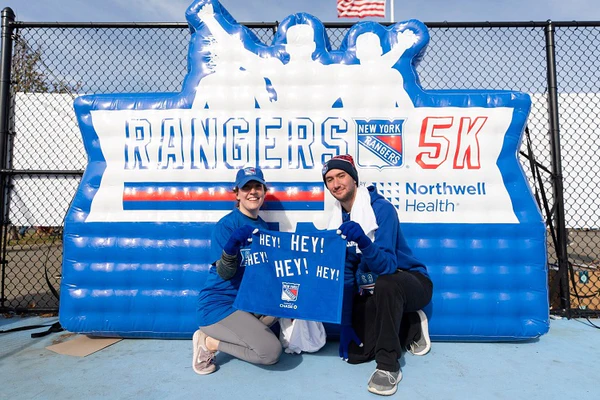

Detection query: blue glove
xmin=223 ymin=225 xmax=255 ymax=256
xmin=338 ymin=221 xmax=371 ymax=250
xmin=339 ymin=325 xmax=362 ymax=361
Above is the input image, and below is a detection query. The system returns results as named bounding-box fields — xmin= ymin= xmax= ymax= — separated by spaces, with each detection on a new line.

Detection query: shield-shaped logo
xmin=281 ymin=282 xmax=300 ymax=302
xmin=355 ymin=119 xmax=405 ymax=169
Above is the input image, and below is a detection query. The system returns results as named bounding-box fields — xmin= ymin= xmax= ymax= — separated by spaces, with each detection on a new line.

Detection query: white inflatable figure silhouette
xmin=192 ymin=37 xmax=274 ymax=110
xmin=340 ymin=30 xmax=418 ymax=110
xmin=191 ymin=4 xmax=273 ymax=110
xmin=192 ymin=4 xmax=341 ymax=110
xmin=268 ymin=24 xmax=342 ymax=110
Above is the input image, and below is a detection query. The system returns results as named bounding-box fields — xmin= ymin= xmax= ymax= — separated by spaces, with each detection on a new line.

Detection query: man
xmin=322 ymin=154 xmax=433 ymax=396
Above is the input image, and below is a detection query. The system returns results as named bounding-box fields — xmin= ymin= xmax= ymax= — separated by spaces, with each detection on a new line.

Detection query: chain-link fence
xmin=1 ymin=13 xmax=598 ymax=317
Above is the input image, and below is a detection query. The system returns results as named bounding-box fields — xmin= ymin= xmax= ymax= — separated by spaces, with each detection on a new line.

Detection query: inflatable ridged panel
xmin=60 ymin=0 xmax=548 ymax=340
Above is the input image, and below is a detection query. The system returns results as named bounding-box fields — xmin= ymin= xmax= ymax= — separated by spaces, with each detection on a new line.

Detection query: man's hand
xmin=223 ymin=225 xmax=256 ymax=255
xmin=339 ymin=325 xmax=362 ymax=361
xmin=337 ymin=221 xmax=372 ymax=250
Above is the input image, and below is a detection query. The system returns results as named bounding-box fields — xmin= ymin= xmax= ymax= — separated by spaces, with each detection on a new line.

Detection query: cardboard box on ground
xmin=549 ymin=264 xmax=600 ymax=310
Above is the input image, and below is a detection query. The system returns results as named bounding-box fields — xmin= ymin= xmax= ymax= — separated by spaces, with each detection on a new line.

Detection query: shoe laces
xmin=197 ymin=341 xmax=216 ymax=365
xmin=409 ymin=341 xmax=419 ymax=353
xmin=372 ymin=369 xmax=398 ymax=385
xmin=197 ymin=349 xmax=215 ymax=366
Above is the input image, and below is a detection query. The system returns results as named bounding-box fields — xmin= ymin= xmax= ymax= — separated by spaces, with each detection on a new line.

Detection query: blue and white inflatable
xmin=60 ymin=0 xmax=548 ymax=340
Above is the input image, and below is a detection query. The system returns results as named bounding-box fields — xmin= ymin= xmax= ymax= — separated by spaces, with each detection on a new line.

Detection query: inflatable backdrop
xmin=60 ymin=0 xmax=549 ymax=339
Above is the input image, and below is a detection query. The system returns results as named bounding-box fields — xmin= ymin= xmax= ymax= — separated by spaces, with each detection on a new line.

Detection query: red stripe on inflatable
xmin=265 ymin=191 xmax=324 ymax=202
xmin=123 ymin=191 xmax=235 ymax=201
xmin=123 ymin=190 xmax=324 ymax=202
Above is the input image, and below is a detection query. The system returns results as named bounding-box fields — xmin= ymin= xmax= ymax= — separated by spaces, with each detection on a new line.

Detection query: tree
xmin=11 ymin=37 xmax=81 ymax=94
xmin=11 ymin=37 xmax=49 ymax=93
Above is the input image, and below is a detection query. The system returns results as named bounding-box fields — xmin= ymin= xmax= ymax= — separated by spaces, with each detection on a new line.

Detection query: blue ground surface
xmin=1 ymin=316 xmax=598 ymax=400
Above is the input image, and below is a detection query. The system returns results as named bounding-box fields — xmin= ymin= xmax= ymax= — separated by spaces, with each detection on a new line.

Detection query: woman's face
xmin=236 ymin=181 xmax=266 ymax=217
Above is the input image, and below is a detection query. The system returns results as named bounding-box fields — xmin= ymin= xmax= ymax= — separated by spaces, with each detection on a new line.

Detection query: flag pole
xmin=389 ymin=0 xmax=395 ymax=23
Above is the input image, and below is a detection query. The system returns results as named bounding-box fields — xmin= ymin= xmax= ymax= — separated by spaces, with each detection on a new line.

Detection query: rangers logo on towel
xmin=356 ymin=119 xmax=405 ymax=169
xmin=281 ymin=282 xmax=300 ymax=302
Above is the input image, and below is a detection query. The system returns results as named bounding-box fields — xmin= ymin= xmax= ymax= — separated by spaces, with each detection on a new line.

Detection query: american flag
xmin=337 ymin=0 xmax=386 ymax=18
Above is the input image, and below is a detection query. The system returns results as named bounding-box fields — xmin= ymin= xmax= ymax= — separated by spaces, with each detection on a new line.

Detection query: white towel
xmin=279 ymin=318 xmax=326 ymax=354
xmin=327 ymin=186 xmax=378 ymax=246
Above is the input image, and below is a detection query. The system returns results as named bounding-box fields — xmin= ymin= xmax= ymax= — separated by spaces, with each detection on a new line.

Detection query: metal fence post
xmin=544 ymin=20 xmax=571 ymax=317
xmin=0 ymin=7 xmax=15 ymax=309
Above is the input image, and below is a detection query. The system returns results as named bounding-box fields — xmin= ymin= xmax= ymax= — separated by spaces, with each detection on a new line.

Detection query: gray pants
xmin=201 ymin=310 xmax=282 ymax=365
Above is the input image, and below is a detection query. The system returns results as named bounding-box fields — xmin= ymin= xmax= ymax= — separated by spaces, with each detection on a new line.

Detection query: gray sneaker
xmin=367 ymin=368 xmax=402 ymax=396
xmin=408 ymin=309 xmax=431 ymax=356
xmin=192 ymin=329 xmax=217 ymax=375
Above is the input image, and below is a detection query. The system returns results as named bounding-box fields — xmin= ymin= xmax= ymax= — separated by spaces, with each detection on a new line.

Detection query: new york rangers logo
xmin=281 ymin=282 xmax=300 ymax=302
xmin=355 ymin=119 xmax=405 ymax=169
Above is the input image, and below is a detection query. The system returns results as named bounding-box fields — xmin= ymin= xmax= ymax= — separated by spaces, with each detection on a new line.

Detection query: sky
xmin=4 ymin=0 xmax=600 ymax=24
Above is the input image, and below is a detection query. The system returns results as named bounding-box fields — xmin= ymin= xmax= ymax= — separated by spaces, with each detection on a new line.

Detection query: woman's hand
xmin=223 ymin=225 xmax=255 ymax=255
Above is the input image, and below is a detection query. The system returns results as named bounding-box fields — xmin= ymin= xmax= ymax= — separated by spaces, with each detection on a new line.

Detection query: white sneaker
xmin=367 ymin=368 xmax=402 ymax=396
xmin=408 ymin=310 xmax=431 ymax=356
xmin=192 ymin=329 xmax=217 ymax=375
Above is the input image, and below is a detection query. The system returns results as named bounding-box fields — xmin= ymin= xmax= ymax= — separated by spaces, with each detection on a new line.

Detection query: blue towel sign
xmin=234 ymin=229 xmax=346 ymax=323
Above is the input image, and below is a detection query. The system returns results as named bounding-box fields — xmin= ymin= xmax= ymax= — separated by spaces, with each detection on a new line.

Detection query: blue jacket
xmin=341 ymin=186 xmax=428 ymax=325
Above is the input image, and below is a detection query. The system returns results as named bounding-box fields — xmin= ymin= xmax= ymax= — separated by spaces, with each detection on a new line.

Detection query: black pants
xmin=347 ymin=270 xmax=433 ymax=372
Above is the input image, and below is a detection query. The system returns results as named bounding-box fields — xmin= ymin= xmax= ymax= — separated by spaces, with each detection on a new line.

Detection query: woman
xmin=193 ymin=166 xmax=281 ymax=375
